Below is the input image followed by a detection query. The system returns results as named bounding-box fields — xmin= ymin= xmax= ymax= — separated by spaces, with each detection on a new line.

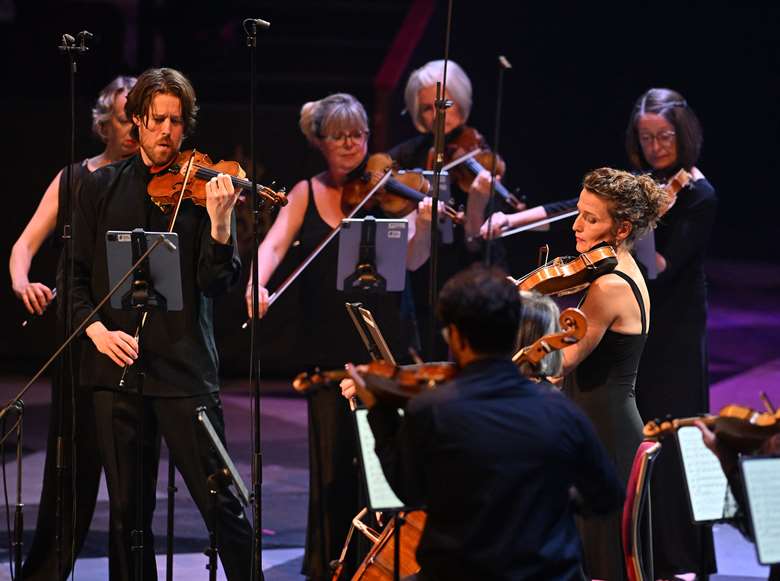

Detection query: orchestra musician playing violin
xmin=693 ymin=420 xmax=780 ymax=581
xmin=9 ymin=75 xmax=137 ymax=580
xmin=628 ymin=89 xmax=718 ymax=579
xmin=343 ymin=264 xmax=624 ymax=581
xmin=71 ymin=67 xmax=252 ymax=580
xmin=244 ymin=92 xmax=434 ymax=579
xmin=558 ymin=168 xmax=665 ymax=581
xmin=390 ymin=60 xmax=518 ymax=356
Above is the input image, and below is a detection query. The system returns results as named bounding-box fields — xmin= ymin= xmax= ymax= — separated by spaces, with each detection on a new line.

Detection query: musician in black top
xmin=71 ymin=68 xmax=251 ymax=580
xmin=10 ymin=75 xmax=137 ymax=580
xmin=348 ymin=265 xmax=624 ymax=581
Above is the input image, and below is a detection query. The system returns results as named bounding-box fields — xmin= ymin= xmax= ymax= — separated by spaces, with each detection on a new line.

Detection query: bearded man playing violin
xmin=71 ymin=67 xmax=252 ymax=581
xmin=344 ymin=264 xmax=624 ymax=581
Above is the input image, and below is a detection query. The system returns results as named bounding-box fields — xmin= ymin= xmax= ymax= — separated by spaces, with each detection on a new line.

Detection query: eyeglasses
xmin=638 ymin=130 xmax=676 ymax=147
xmin=320 ymin=130 xmax=369 ymax=145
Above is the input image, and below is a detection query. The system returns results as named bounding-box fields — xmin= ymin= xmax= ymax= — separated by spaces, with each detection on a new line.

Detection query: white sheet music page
xmin=742 ymin=457 xmax=780 ymax=565
xmin=677 ymin=425 xmax=736 ymax=522
xmin=355 ymin=409 xmax=405 ymax=511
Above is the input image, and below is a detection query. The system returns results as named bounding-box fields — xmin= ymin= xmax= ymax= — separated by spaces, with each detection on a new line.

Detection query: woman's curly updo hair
xmin=582 ymin=167 xmax=666 ymax=247
xmin=91 ymin=75 xmax=136 ymax=141
xmin=299 ymin=93 xmax=368 ymax=145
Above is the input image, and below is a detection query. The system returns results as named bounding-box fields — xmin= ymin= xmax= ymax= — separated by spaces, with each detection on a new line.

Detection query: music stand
xmin=740 ymin=456 xmax=780 ymax=567
xmin=196 ymin=406 xmax=252 ymax=580
xmin=337 ymin=217 xmax=408 ymax=293
xmin=345 ymin=302 xmax=397 ymax=366
xmin=106 ymin=228 xmax=182 ymax=581
xmin=675 ymin=425 xmax=738 ymax=523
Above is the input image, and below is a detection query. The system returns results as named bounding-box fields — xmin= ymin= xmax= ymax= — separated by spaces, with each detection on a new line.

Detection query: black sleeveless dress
xmin=297 ymin=180 xmax=404 ymax=579
xmin=23 ymin=160 xmax=103 ymax=581
xmin=566 ymin=270 xmax=647 ymax=581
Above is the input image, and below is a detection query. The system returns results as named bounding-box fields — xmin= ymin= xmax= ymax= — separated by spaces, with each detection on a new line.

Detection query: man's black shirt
xmin=72 ymin=154 xmax=241 ymax=396
xmin=368 ymin=358 xmax=624 ymax=580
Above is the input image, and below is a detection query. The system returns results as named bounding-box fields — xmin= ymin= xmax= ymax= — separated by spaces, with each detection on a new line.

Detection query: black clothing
xmin=72 ymin=153 xmax=251 ymax=580
xmin=565 ymin=270 xmax=648 ymax=581
xmin=541 ymin=197 xmax=578 ymax=217
xmin=92 ymin=390 xmax=252 ymax=580
xmin=23 ymin=160 xmax=103 ymax=581
xmin=636 ymin=177 xmax=718 ymax=576
xmin=72 ymin=154 xmax=240 ymax=397
xmin=389 ymin=129 xmax=506 ymax=358
xmin=296 ymin=180 xmax=403 ymax=579
xmin=369 ymin=358 xmax=624 ymax=581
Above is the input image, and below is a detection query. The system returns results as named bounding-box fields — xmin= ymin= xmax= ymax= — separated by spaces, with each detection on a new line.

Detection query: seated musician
xmin=345 ymin=264 xmax=624 ymax=581
xmin=694 ymin=421 xmax=780 ymax=581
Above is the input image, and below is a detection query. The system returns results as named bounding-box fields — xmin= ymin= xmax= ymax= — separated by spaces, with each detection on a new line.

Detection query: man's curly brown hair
xmin=582 ymin=167 xmax=666 ymax=247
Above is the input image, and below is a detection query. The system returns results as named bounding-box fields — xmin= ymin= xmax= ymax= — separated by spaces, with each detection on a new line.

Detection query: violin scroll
xmin=512 ymin=307 xmax=587 ymax=367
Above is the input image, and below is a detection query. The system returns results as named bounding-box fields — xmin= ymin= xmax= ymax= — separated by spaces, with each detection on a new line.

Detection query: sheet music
xmin=354 ymin=409 xmax=405 ymax=511
xmin=742 ymin=457 xmax=780 ymax=565
xmin=677 ymin=425 xmax=736 ymax=522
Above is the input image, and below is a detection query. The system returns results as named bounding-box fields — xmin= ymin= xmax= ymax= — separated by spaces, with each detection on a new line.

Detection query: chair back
xmin=621 ymin=440 xmax=662 ymax=581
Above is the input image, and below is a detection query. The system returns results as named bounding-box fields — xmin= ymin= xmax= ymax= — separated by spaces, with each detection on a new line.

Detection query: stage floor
xmin=0 ymin=260 xmax=777 ymax=580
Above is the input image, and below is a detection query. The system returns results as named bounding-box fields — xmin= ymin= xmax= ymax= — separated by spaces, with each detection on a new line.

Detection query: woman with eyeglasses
xmin=629 ymin=88 xmax=718 ymax=580
xmin=245 ymin=93 xmax=432 ymax=579
xmin=389 ymin=60 xmax=514 ymax=357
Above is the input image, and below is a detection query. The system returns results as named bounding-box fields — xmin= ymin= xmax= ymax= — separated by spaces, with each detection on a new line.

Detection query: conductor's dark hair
xmin=437 ymin=264 xmax=522 ymax=357
xmin=625 ymin=87 xmax=703 ymax=172
xmin=125 ymin=67 xmax=198 ymax=140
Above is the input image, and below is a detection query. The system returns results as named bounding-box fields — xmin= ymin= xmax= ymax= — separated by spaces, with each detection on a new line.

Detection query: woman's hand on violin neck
xmin=206 ymin=173 xmax=240 ymax=244
xmin=480 ymin=211 xmax=510 ymax=240
xmin=244 ymin=281 xmax=270 ymax=320
xmin=468 ymin=168 xmax=500 ymax=199
xmin=414 ymin=197 xmax=446 ymax=227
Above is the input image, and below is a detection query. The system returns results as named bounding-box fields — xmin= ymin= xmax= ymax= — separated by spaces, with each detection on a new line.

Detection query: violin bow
xmin=497 ymin=209 xmax=578 ymax=239
xmin=241 ymin=170 xmax=392 ymax=328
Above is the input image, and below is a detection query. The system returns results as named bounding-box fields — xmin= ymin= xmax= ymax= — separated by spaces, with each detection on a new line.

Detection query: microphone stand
xmin=484 ymin=55 xmax=511 ymax=267
xmin=243 ymin=16 xmax=271 ymax=581
xmin=0 ymin=235 xmax=171 ymax=578
xmin=426 ymin=0 xmax=454 ymax=360
xmin=55 ymin=29 xmax=91 ymax=579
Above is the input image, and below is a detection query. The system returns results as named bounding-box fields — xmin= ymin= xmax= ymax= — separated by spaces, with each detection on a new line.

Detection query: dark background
xmin=1 ymin=0 xmax=777 ymax=377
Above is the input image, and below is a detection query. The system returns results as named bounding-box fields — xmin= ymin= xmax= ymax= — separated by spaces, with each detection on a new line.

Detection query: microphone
xmin=77 ymin=30 xmax=94 ymax=42
xmin=248 ymin=18 xmax=271 ymax=29
xmin=61 ymin=34 xmax=76 ymax=46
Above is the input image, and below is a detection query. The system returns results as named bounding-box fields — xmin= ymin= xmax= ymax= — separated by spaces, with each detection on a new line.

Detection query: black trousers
xmin=22 ymin=344 xmax=102 ymax=581
xmin=92 ymin=389 xmax=252 ymax=581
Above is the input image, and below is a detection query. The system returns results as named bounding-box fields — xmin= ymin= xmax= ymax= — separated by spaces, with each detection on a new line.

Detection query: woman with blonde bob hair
xmin=246 ymin=92 xmax=433 ymax=579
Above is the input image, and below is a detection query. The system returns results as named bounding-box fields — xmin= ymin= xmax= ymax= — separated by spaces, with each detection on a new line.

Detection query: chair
xmin=621 ymin=440 xmax=662 ymax=581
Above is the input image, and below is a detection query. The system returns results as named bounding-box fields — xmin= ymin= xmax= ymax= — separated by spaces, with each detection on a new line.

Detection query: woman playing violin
xmin=559 ymin=167 xmax=665 ymax=581
xmin=390 ymin=60 xmax=512 ymax=356
xmin=9 ymin=75 xmax=138 ymax=581
xmin=629 ymin=88 xmax=719 ymax=579
xmin=244 ymin=92 xmax=433 ymax=579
